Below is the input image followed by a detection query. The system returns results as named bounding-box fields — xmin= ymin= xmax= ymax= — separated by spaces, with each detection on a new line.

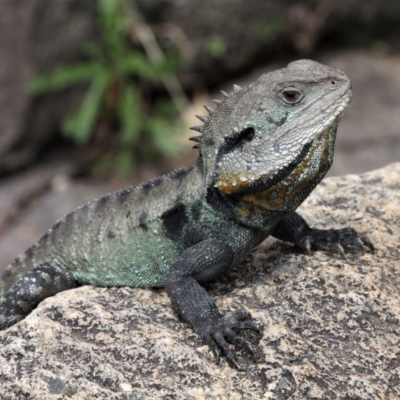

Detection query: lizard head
xmin=191 ymin=59 xmax=352 ymax=200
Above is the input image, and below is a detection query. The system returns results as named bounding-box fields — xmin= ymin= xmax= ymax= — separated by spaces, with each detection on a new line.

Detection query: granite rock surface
xmin=0 ymin=163 xmax=399 ymax=399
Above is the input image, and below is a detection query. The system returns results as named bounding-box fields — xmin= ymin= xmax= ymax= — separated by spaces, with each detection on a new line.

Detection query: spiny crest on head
xmin=189 ymin=83 xmax=244 ymax=149
xmin=189 ymin=102 xmax=217 ymax=147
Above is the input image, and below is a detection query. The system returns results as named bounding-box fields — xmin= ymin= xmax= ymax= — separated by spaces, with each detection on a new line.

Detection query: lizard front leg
xmin=272 ymin=211 xmax=374 ymax=257
xmin=163 ymin=239 xmax=260 ymax=370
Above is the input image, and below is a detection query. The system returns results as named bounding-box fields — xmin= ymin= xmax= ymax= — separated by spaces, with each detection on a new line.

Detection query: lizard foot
xmin=298 ymin=227 xmax=374 ymax=258
xmin=195 ymin=309 xmax=261 ymax=370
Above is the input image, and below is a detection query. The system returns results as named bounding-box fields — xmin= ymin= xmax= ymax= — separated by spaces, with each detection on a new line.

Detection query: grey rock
xmin=0 ymin=163 xmax=399 ymax=398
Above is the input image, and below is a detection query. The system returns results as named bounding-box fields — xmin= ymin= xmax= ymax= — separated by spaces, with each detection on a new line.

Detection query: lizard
xmin=0 ymin=60 xmax=374 ymax=370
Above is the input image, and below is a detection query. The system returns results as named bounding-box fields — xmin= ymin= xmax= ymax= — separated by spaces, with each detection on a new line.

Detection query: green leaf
xmin=99 ymin=0 xmax=120 ymax=33
xmin=61 ymin=70 xmax=110 ymax=144
xmin=119 ymin=53 xmax=180 ymax=81
xmin=147 ymin=119 xmax=181 ymax=157
xmin=62 ymin=111 xmax=83 ymax=142
xmin=115 ymin=149 xmax=134 ymax=177
xmin=28 ymin=63 xmax=100 ymax=93
xmin=99 ymin=0 xmax=127 ymax=61
xmin=119 ymin=53 xmax=158 ymax=79
xmin=118 ymin=83 xmax=141 ymax=144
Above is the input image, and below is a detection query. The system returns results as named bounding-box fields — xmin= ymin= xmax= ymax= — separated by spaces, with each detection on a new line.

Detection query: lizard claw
xmin=213 ymin=331 xmax=245 ymax=370
xmin=196 ymin=309 xmax=261 ymax=370
xmin=337 ymin=243 xmax=346 ymax=259
xmin=205 ymin=336 xmax=221 ymax=365
xmin=358 ymin=235 xmax=375 ymax=254
xmin=304 ymin=237 xmax=312 ymax=256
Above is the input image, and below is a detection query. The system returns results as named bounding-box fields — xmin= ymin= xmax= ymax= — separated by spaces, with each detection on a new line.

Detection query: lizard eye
xmin=279 ymin=88 xmax=303 ymax=104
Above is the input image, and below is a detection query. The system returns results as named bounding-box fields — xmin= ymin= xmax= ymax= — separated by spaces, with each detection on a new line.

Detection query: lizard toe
xmin=213 ymin=331 xmax=244 ymax=370
xmin=302 ymin=227 xmax=374 ymax=257
xmin=195 ymin=310 xmax=260 ymax=369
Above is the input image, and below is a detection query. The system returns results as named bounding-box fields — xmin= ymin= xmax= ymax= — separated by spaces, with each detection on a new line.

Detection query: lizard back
xmin=0 ymin=166 xmax=204 ymax=293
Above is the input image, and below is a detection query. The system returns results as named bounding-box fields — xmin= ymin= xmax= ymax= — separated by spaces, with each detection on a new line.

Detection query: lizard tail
xmin=0 ymin=261 xmax=78 ymax=330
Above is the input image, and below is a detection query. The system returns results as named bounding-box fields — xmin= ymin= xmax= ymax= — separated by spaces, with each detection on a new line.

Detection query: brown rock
xmin=0 ymin=163 xmax=399 ymax=399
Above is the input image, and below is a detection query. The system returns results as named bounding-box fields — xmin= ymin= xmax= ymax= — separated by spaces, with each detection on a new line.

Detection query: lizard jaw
xmin=215 ymin=141 xmax=313 ymax=196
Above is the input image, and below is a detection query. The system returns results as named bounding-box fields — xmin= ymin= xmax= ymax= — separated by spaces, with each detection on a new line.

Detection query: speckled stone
xmin=0 ymin=163 xmax=399 ymax=399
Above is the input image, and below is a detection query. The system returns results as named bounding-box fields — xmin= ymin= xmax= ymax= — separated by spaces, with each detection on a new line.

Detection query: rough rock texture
xmin=0 ymin=163 xmax=399 ymax=399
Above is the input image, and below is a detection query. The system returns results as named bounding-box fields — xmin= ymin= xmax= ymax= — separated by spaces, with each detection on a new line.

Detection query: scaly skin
xmin=0 ymin=60 xmax=373 ymax=369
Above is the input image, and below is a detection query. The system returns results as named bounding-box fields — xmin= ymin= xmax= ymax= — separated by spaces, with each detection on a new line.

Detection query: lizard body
xmin=0 ymin=60 xmax=373 ymax=369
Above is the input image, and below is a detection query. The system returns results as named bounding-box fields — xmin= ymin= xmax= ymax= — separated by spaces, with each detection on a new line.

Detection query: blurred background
xmin=1 ymin=0 xmax=400 ymax=271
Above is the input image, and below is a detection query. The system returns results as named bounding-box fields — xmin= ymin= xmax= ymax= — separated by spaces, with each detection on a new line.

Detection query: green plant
xmin=29 ymin=0 xmax=182 ymax=176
